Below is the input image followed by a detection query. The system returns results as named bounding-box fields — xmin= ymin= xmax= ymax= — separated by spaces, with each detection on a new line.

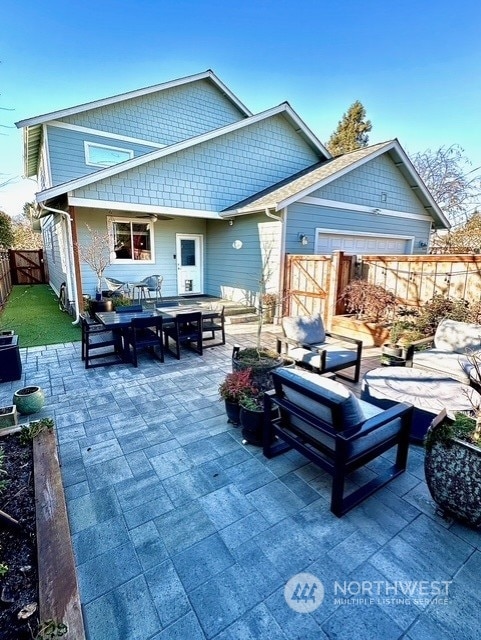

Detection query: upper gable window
xmin=84 ymin=142 xmax=133 ymax=168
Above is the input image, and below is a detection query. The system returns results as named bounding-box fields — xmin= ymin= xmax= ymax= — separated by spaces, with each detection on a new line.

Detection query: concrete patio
xmin=1 ymin=325 xmax=479 ymax=640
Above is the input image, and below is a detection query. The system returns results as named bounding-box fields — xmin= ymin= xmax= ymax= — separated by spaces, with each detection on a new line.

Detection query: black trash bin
xmin=0 ymin=334 xmax=22 ymax=382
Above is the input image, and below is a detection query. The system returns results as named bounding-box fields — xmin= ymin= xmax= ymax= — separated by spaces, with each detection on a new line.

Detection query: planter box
xmin=0 ymin=405 xmax=18 ymax=430
xmin=331 ymin=315 xmax=390 ymax=348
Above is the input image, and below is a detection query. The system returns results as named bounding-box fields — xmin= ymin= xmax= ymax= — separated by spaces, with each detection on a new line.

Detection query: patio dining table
xmin=95 ymin=306 xmax=219 ymax=361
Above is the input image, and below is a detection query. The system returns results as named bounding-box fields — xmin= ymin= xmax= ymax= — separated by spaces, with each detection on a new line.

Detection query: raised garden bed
xmin=0 ymin=422 xmax=85 ymax=639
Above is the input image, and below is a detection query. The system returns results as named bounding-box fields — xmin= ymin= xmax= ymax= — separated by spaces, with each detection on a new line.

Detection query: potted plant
xmin=424 ymin=408 xmax=481 ymax=528
xmin=232 ymin=346 xmax=285 ymax=391
xmin=335 ymin=279 xmax=398 ymax=347
xmin=218 ymin=368 xmax=256 ymax=425
xmin=381 ymin=316 xmax=424 ymax=365
xmin=239 ymin=389 xmax=265 ymax=445
xmin=77 ymin=224 xmax=114 ymax=311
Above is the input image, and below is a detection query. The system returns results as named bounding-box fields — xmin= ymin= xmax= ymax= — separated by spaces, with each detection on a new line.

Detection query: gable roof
xmin=222 ymin=139 xmax=450 ymax=229
xmin=35 ymin=102 xmax=330 ymax=204
xmin=16 ymin=70 xmax=253 ymax=178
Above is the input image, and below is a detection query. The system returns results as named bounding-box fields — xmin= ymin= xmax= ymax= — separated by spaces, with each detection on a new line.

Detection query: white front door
xmin=176 ymin=234 xmax=203 ymax=295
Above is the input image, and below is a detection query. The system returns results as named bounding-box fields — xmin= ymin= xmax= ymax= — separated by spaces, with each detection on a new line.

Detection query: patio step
xmin=227 ymin=312 xmax=259 ymax=325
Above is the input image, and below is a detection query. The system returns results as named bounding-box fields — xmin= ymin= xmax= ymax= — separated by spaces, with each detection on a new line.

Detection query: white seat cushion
xmin=434 ymin=319 xmax=481 ymax=353
xmin=282 ymin=315 xmax=326 ymax=345
xmin=412 ymin=349 xmax=472 ymax=384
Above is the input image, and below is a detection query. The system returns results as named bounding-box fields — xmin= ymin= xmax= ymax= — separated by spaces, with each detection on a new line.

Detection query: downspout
xmin=264 ymin=207 xmax=285 ymax=322
xmin=264 ymin=207 xmax=282 ymax=222
xmin=39 ymin=203 xmax=80 ymax=325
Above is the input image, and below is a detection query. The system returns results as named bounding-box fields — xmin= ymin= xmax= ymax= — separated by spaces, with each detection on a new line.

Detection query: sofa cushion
xmin=286 ymin=345 xmax=358 ymax=370
xmin=273 ymin=367 xmax=363 ymax=431
xmin=412 ymin=349 xmax=472 ymax=384
xmin=282 ymin=315 xmax=326 ymax=346
xmin=434 ymin=319 xmax=481 ymax=354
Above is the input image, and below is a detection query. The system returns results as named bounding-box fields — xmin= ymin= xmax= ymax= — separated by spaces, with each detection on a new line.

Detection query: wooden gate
xmin=284 ymin=255 xmax=332 ymax=320
xmin=284 ymin=252 xmax=355 ymax=326
xmin=9 ymin=250 xmax=46 ymax=285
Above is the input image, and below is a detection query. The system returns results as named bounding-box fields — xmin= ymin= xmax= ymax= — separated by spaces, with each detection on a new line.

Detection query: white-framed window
xmin=84 ymin=141 xmax=133 ymax=168
xmin=109 ymin=218 xmax=155 ymax=263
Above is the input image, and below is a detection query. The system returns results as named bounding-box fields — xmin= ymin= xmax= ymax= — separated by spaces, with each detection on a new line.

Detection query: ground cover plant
xmin=0 ymin=285 xmax=81 ymax=348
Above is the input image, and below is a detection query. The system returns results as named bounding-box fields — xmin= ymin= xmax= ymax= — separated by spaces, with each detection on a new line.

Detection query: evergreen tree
xmin=0 ymin=210 xmax=14 ymax=248
xmin=326 ymin=100 xmax=372 ymax=156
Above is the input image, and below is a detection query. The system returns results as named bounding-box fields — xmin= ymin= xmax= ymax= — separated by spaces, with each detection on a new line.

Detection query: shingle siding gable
xmin=312 ymin=154 xmax=426 ymax=215
xmin=73 ymin=115 xmax=320 ymax=210
xmin=47 ymin=125 xmax=157 ymax=186
xmin=60 ymin=80 xmax=245 ymax=146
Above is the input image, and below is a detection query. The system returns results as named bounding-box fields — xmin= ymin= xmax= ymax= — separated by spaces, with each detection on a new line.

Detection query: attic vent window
xmin=84 ymin=142 xmax=133 ymax=168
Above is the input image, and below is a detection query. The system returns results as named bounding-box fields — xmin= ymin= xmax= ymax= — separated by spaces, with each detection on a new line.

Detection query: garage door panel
xmin=316 ymin=233 xmax=410 ymax=255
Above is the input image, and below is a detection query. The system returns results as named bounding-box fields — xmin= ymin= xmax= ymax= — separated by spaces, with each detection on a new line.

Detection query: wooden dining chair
xmin=163 ymin=311 xmax=203 ymax=359
xmin=126 ymin=316 xmax=164 ymax=367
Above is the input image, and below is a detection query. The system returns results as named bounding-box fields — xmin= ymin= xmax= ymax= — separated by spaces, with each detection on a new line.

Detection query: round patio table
xmin=361 ymin=367 xmax=481 ymax=444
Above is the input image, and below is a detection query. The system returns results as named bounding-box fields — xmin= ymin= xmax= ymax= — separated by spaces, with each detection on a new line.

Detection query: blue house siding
xmin=205 ymin=215 xmax=282 ymax=302
xmin=285 ymin=202 xmax=431 ymax=254
xmin=47 ymin=125 xmax=157 ymax=186
xmin=60 ymin=80 xmax=245 ymax=146
xmin=73 ymin=115 xmax=320 ymax=210
xmin=75 ymin=208 xmax=206 ymax=298
xmin=311 ymin=154 xmax=427 ymax=215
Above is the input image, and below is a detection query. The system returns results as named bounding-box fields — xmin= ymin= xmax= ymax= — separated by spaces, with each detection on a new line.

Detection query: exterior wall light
xmin=298 ymin=233 xmax=309 ymax=246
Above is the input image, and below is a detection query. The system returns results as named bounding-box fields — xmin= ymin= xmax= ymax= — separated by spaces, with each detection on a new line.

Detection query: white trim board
xmin=300 ymin=196 xmax=433 ymax=222
xmin=16 ymin=70 xmax=253 ymax=128
xmin=49 ymin=121 xmax=166 ymax=149
xmin=68 ymin=196 xmax=222 ymax=219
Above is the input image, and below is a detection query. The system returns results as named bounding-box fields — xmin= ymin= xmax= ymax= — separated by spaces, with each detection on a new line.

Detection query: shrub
xmin=416 ymin=294 xmax=470 ymax=336
xmin=218 ymin=369 xmax=256 ymax=403
xmin=339 ymin=279 xmax=397 ymax=323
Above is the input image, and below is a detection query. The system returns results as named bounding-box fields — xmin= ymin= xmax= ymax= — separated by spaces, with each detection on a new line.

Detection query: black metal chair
xmin=126 ymin=316 xmax=164 ymax=367
xmin=277 ymin=315 xmax=363 ymax=383
xmin=80 ymin=314 xmax=123 ymax=369
xmin=163 ymin=311 xmax=203 ymax=359
xmin=263 ymin=368 xmax=413 ymax=517
xmin=202 ymin=306 xmax=225 ymax=347
xmin=104 ymin=277 xmax=128 ymax=297
xmin=135 ymin=275 xmax=163 ymax=304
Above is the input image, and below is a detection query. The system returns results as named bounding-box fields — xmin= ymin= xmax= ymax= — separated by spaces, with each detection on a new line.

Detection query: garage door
xmin=316 ymin=232 xmax=411 ymax=255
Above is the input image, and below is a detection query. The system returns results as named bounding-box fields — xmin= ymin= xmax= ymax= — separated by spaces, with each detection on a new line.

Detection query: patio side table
xmin=361 ymin=366 xmax=481 ymax=444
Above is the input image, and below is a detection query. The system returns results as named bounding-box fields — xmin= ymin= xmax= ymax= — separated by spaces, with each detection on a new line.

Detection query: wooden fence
xmin=360 ymin=255 xmax=481 ymax=309
xmin=0 ymin=250 xmax=12 ymax=311
xmin=283 ymin=252 xmax=481 ymax=328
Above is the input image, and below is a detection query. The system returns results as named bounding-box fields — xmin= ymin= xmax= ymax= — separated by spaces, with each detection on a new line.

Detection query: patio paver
xmin=0 ymin=325 xmax=479 ymax=639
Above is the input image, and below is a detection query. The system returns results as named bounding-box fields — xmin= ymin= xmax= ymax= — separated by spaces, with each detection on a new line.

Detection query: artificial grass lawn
xmin=0 ymin=285 xmax=81 ymax=348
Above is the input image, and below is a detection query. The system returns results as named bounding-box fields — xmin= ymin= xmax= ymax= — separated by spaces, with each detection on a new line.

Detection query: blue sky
xmin=1 ymin=0 xmax=480 ymax=216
